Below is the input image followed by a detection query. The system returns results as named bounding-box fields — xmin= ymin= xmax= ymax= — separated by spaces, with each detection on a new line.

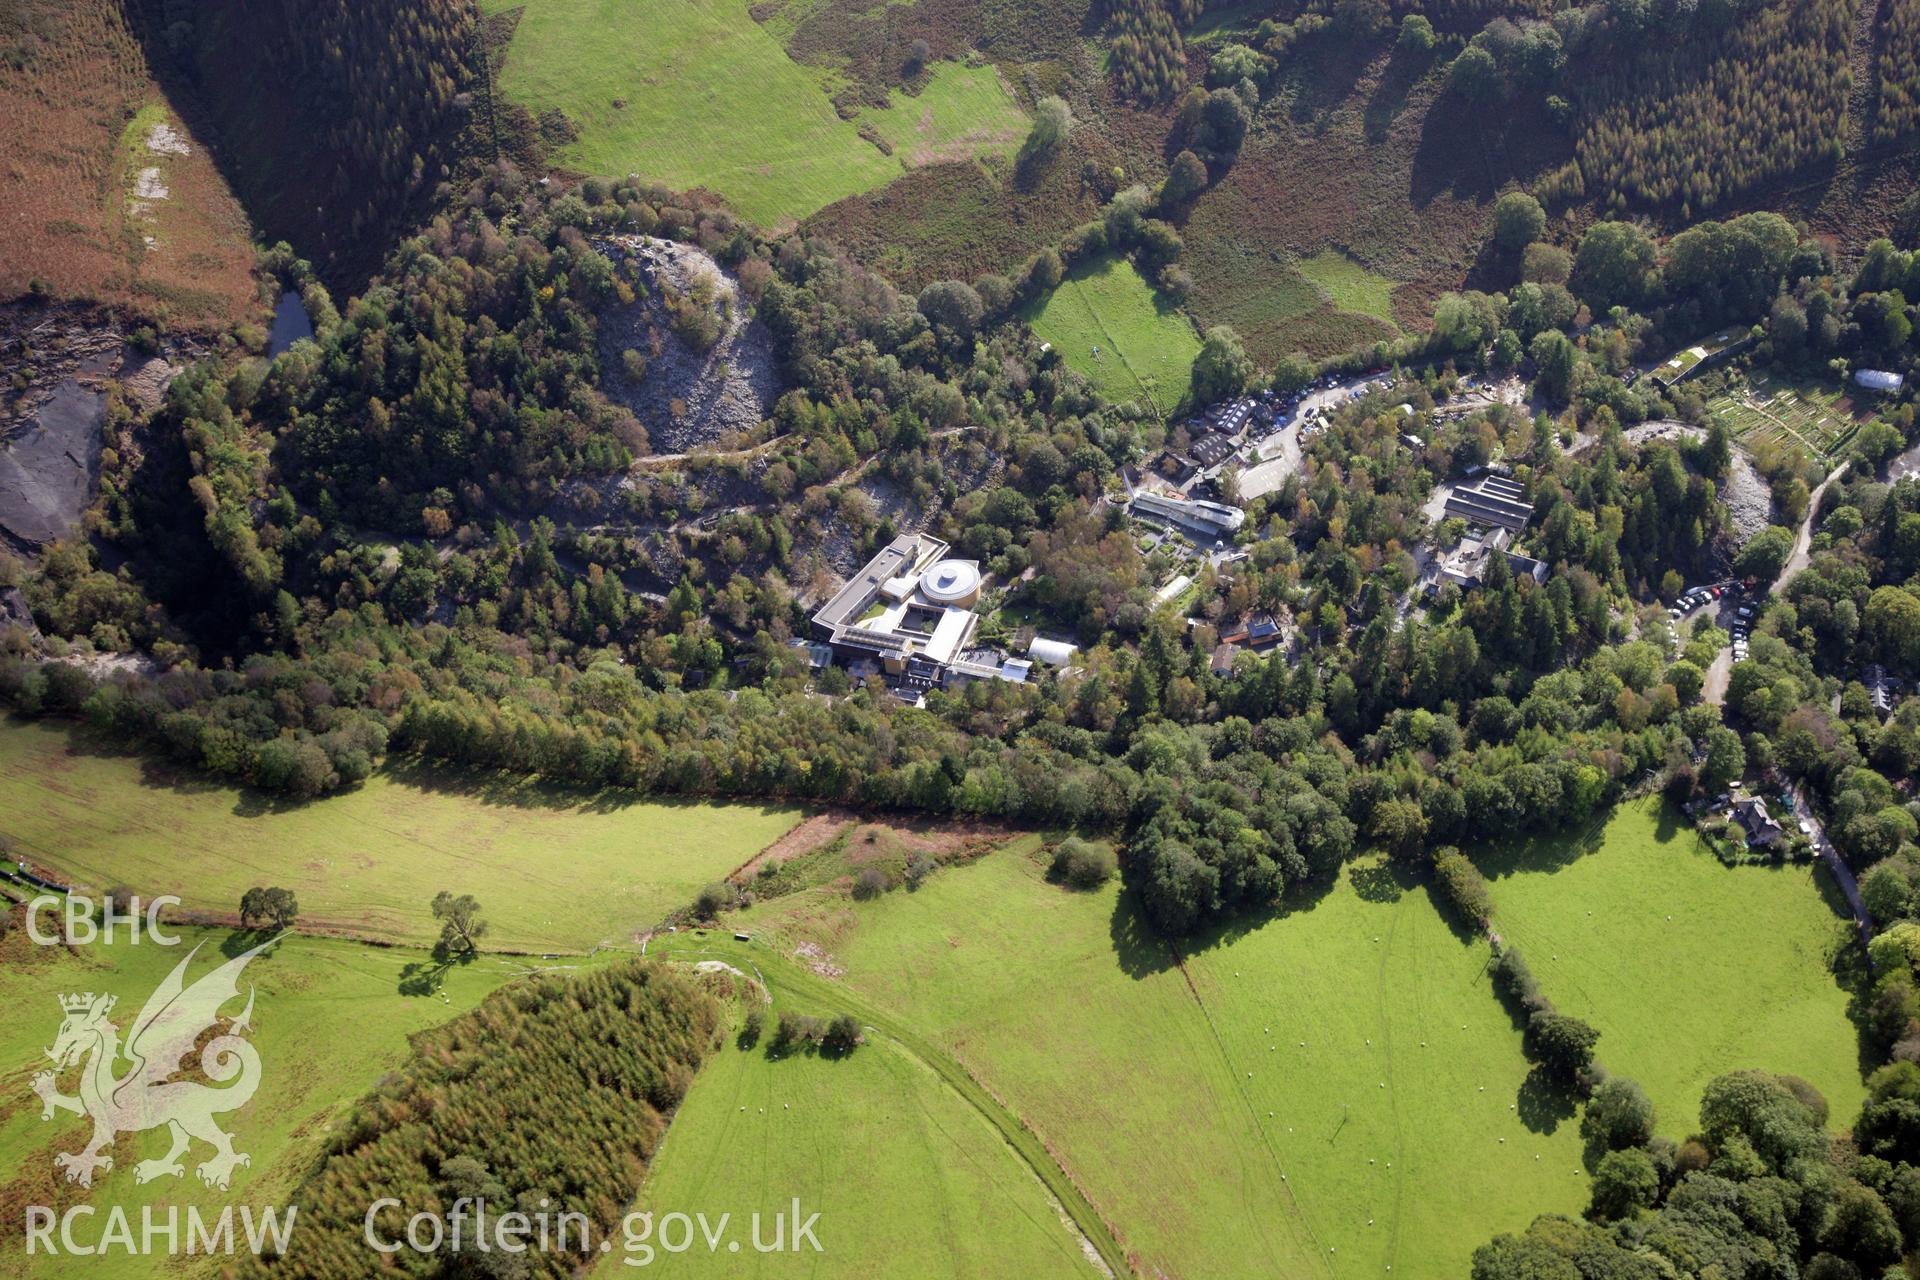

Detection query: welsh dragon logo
xmin=31 ymin=936 xmax=276 ymax=1190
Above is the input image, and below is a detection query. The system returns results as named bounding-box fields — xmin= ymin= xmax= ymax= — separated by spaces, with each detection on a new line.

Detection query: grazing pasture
xmin=483 ymin=0 xmax=1023 ymax=230
xmin=797 ymin=149 xmax=1100 ymax=292
xmin=483 ymin=0 xmax=892 ymax=228
xmin=1476 ymin=800 xmax=1864 ymax=1131
xmin=0 ymin=716 xmax=800 ymax=953
xmin=1023 ymin=257 xmax=1202 ymax=417
xmin=1297 ymin=250 xmax=1403 ymax=331
xmin=1181 ymin=856 xmax=1588 ymax=1277
xmin=0 ymin=927 xmax=529 ymax=1279
xmin=718 ymin=840 xmax=1585 ymax=1279
xmin=617 ymin=996 xmax=1099 ymax=1278
xmin=858 ymin=63 xmax=1027 ymax=168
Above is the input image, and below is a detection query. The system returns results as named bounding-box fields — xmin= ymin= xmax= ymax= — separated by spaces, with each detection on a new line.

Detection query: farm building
xmin=1188 ymin=434 xmax=1236 ymax=468
xmin=1197 ymin=396 xmax=1267 ymax=437
xmin=1443 ymin=474 xmax=1534 ymax=534
xmin=1148 ymin=451 xmax=1200 ymax=487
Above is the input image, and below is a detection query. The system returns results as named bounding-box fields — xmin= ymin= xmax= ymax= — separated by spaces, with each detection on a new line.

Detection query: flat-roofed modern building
xmin=810 ymin=533 xmax=1019 ymax=688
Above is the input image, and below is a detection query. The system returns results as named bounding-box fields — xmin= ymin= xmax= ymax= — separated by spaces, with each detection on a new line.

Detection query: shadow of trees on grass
xmin=1517 ymin=1064 xmax=1580 ymax=1135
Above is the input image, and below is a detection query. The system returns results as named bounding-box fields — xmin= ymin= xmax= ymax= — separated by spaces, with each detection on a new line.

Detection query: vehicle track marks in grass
xmin=1172 ymin=949 xmax=1337 ymax=1278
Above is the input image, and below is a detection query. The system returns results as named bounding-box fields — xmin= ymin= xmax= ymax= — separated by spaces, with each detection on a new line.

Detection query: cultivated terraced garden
xmin=1707 ymin=370 xmax=1873 ymax=463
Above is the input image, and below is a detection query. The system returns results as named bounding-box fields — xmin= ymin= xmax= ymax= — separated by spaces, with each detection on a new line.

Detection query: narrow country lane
xmin=1708 ymin=463 xmax=1846 ymax=707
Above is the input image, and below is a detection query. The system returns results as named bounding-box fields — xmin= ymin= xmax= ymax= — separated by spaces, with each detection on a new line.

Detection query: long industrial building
xmin=1442 ymin=474 xmax=1533 ymax=533
xmin=1129 ymin=491 xmax=1246 ymax=542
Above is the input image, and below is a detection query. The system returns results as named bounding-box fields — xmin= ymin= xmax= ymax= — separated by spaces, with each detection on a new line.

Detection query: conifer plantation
xmin=238 ymin=961 xmax=722 ymax=1279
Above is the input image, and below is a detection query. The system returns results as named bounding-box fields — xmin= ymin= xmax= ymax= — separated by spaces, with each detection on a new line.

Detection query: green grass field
xmin=686 ymin=841 xmax=1584 ymax=1279
xmin=1707 ymin=370 xmax=1869 ymax=462
xmin=484 ymin=0 xmax=1022 ymax=230
xmin=1180 ymin=859 xmax=1587 ymax=1277
xmin=0 ymin=716 xmax=800 ymax=952
xmin=1182 ymin=228 xmax=1403 ymax=363
xmin=1297 ymin=251 xmax=1402 ymax=331
xmin=1476 ymin=800 xmax=1865 ymax=1132
xmin=0 ymin=927 xmax=537 ymax=1278
xmin=608 ymin=997 xmax=1100 ymax=1278
xmin=1024 ymin=257 xmax=1203 ymax=418
xmin=858 ymin=63 xmax=1026 ymax=169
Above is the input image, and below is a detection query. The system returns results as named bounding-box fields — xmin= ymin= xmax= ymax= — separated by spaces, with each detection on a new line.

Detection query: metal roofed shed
xmin=1129 ymin=491 xmax=1246 ymax=541
xmin=1028 ymin=636 xmax=1078 ymax=666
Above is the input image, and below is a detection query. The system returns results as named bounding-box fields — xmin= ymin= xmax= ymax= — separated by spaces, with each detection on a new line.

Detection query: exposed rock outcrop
xmin=596 ymin=237 xmax=778 ymax=456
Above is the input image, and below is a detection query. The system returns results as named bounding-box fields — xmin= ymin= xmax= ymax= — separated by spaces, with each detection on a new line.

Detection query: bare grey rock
xmin=0 ymin=379 xmax=104 ymax=552
xmin=596 ymin=236 xmax=778 ymax=456
xmin=1623 ymin=420 xmax=1771 ymax=543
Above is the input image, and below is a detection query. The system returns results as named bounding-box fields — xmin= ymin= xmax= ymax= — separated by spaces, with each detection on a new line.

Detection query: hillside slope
xmin=0 ymin=0 xmax=257 ymax=324
xmin=125 ymin=0 xmax=479 ymax=291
